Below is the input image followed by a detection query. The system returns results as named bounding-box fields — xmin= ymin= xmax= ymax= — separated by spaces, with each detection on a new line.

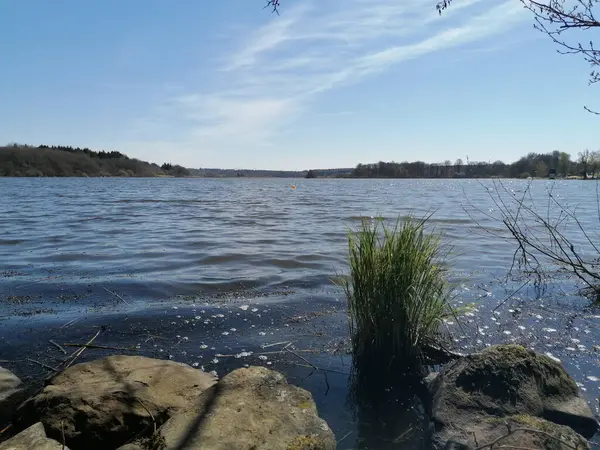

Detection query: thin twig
xmin=214 ymin=349 xmax=313 ymax=358
xmin=336 ymin=430 xmax=353 ymax=445
xmin=102 ymin=286 xmax=131 ymax=306
xmin=392 ymin=426 xmax=414 ymax=444
xmin=49 ymin=340 xmax=67 ymax=354
xmin=285 ymin=348 xmax=317 ymax=368
xmin=136 ymin=398 xmax=157 ymax=434
xmin=64 ymin=329 xmax=103 ymax=370
xmin=290 ymin=362 xmax=349 ymax=375
xmin=26 ymin=358 xmax=59 ymax=372
xmin=260 ymin=341 xmax=292 ymax=349
xmin=60 ymin=316 xmax=83 ymax=329
xmin=493 ymin=280 xmax=530 ymax=312
xmin=63 ymin=343 xmax=135 ymax=351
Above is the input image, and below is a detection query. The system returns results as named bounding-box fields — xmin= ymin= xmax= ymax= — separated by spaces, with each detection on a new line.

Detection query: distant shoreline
xmin=2 ymin=144 xmax=597 ymax=180
xmin=0 ymin=175 xmax=595 ymax=180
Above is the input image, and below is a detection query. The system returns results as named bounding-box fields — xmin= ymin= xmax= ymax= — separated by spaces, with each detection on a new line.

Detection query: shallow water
xmin=1 ymin=177 xmax=599 ymax=448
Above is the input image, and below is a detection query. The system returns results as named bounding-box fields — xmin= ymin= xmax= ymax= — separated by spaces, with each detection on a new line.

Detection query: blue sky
xmin=1 ymin=0 xmax=598 ymax=170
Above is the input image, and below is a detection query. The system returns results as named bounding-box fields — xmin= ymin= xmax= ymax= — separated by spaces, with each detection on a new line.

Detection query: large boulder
xmin=442 ymin=415 xmax=589 ymax=450
xmin=17 ymin=356 xmax=216 ymax=450
xmin=156 ymin=366 xmax=336 ymax=450
xmin=0 ymin=422 xmax=69 ymax=450
xmin=430 ymin=345 xmax=598 ymax=448
xmin=0 ymin=366 xmax=25 ymax=425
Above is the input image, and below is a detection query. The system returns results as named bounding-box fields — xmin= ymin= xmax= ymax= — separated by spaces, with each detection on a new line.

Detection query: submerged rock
xmin=156 ymin=366 xmax=336 ymax=450
xmin=430 ymin=345 xmax=598 ymax=449
xmin=0 ymin=366 xmax=24 ymax=425
xmin=17 ymin=355 xmax=216 ymax=450
xmin=0 ymin=422 xmax=69 ymax=450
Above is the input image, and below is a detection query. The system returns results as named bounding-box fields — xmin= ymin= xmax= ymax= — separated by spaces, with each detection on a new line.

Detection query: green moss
xmin=455 ymin=345 xmax=577 ymax=403
xmin=510 ymin=415 xmax=589 ymax=450
xmin=286 ymin=435 xmax=323 ymax=450
xmin=484 ymin=415 xmax=589 ymax=449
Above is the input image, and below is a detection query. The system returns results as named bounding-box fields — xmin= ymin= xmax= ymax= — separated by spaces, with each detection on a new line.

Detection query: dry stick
xmin=260 ymin=341 xmax=292 ymax=349
xmin=0 ymin=424 xmax=12 ymax=435
xmin=492 ymin=280 xmax=530 ymax=313
xmin=63 ymin=343 xmax=136 ymax=351
xmin=290 ymin=362 xmax=349 ymax=375
xmin=285 ymin=348 xmax=335 ymax=394
xmin=49 ymin=340 xmax=67 ymax=354
xmin=64 ymin=329 xmax=102 ymax=370
xmin=102 ymin=286 xmax=131 ymax=306
xmin=215 ymin=349 xmax=313 ymax=358
xmin=26 ymin=358 xmax=59 ymax=372
xmin=61 ymin=420 xmax=65 ymax=450
xmin=60 ymin=316 xmax=83 ymax=329
xmin=136 ymin=398 xmax=157 ymax=434
xmin=392 ymin=426 xmax=413 ymax=444
xmin=336 ymin=430 xmax=353 ymax=445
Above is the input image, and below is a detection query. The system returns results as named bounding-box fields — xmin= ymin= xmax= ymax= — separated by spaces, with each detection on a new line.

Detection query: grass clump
xmin=344 ymin=215 xmax=456 ymax=378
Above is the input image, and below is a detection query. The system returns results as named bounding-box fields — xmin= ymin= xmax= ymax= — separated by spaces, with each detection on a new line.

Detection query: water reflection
xmin=347 ymin=371 xmax=430 ymax=449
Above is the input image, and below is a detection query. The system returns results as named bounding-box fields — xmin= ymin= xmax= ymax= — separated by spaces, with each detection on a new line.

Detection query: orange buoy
xmin=291 ymin=185 xmax=296 ymax=189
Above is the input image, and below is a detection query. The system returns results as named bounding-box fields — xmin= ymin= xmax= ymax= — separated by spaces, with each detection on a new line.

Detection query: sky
xmin=1 ymin=0 xmax=598 ymax=170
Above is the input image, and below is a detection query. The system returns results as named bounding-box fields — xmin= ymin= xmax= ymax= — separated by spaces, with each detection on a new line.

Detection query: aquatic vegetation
xmin=344 ymin=215 xmax=456 ymax=378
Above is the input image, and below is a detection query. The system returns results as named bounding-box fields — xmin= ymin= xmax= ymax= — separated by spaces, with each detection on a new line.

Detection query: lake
xmin=1 ymin=177 xmax=599 ymax=448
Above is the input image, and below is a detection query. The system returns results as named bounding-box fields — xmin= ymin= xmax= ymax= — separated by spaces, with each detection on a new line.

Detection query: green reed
xmin=344 ymin=216 xmax=456 ymax=378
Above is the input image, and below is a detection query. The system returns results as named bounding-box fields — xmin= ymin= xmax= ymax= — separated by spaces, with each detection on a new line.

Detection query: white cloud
xmin=130 ymin=0 xmax=528 ymax=167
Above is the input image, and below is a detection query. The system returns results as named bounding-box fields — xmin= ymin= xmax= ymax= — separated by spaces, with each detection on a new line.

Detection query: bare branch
xmin=465 ymin=180 xmax=600 ymax=302
xmin=438 ymin=0 xmax=599 ymax=115
xmin=264 ymin=0 xmax=281 ymax=15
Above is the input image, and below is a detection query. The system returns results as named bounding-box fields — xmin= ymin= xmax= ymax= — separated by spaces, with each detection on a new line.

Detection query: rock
xmin=0 ymin=366 xmax=25 ymax=424
xmin=115 ymin=444 xmax=145 ymax=450
xmin=424 ymin=372 xmax=440 ymax=394
xmin=0 ymin=422 xmax=69 ymax=450
xmin=17 ymin=355 xmax=216 ymax=450
xmin=430 ymin=345 xmax=598 ymax=448
xmin=157 ymin=366 xmax=336 ymax=450
xmin=440 ymin=415 xmax=589 ymax=450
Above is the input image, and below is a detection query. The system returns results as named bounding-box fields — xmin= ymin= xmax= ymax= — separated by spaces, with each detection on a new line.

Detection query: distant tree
xmin=535 ymin=160 xmax=548 ymax=178
xmin=558 ymin=152 xmax=571 ymax=176
xmin=579 ymin=149 xmax=593 ymax=178
xmin=454 ymin=158 xmax=463 ymax=176
xmin=161 ymin=162 xmax=173 ymax=171
xmin=170 ymin=165 xmax=190 ymax=177
xmin=305 ymin=169 xmax=317 ymax=178
xmin=443 ymin=160 xmax=452 ymax=177
xmin=0 ymin=144 xmax=162 ymax=177
xmin=592 ymin=150 xmax=600 ymax=177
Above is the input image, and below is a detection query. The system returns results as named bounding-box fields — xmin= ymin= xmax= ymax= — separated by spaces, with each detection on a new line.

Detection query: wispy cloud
xmin=130 ymin=0 xmax=528 ymax=167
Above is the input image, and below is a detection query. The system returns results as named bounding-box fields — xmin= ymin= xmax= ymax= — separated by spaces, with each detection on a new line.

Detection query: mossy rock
xmin=482 ymin=415 xmax=590 ymax=450
xmin=431 ymin=345 xmax=598 ymax=443
xmin=286 ymin=435 xmax=325 ymax=450
xmin=455 ymin=345 xmax=577 ymax=404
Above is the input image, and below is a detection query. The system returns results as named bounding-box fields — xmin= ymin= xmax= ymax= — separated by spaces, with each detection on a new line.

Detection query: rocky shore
xmin=0 ymin=345 xmax=597 ymax=449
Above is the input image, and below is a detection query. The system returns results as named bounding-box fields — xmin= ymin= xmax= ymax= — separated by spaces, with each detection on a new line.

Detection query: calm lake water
xmin=1 ymin=178 xmax=599 ymax=448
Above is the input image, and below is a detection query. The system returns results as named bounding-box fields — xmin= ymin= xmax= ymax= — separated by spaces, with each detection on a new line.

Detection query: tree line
xmin=0 ymin=144 xmax=188 ymax=177
xmin=350 ymin=150 xmax=600 ymax=179
xmin=37 ymin=144 xmax=128 ymax=160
